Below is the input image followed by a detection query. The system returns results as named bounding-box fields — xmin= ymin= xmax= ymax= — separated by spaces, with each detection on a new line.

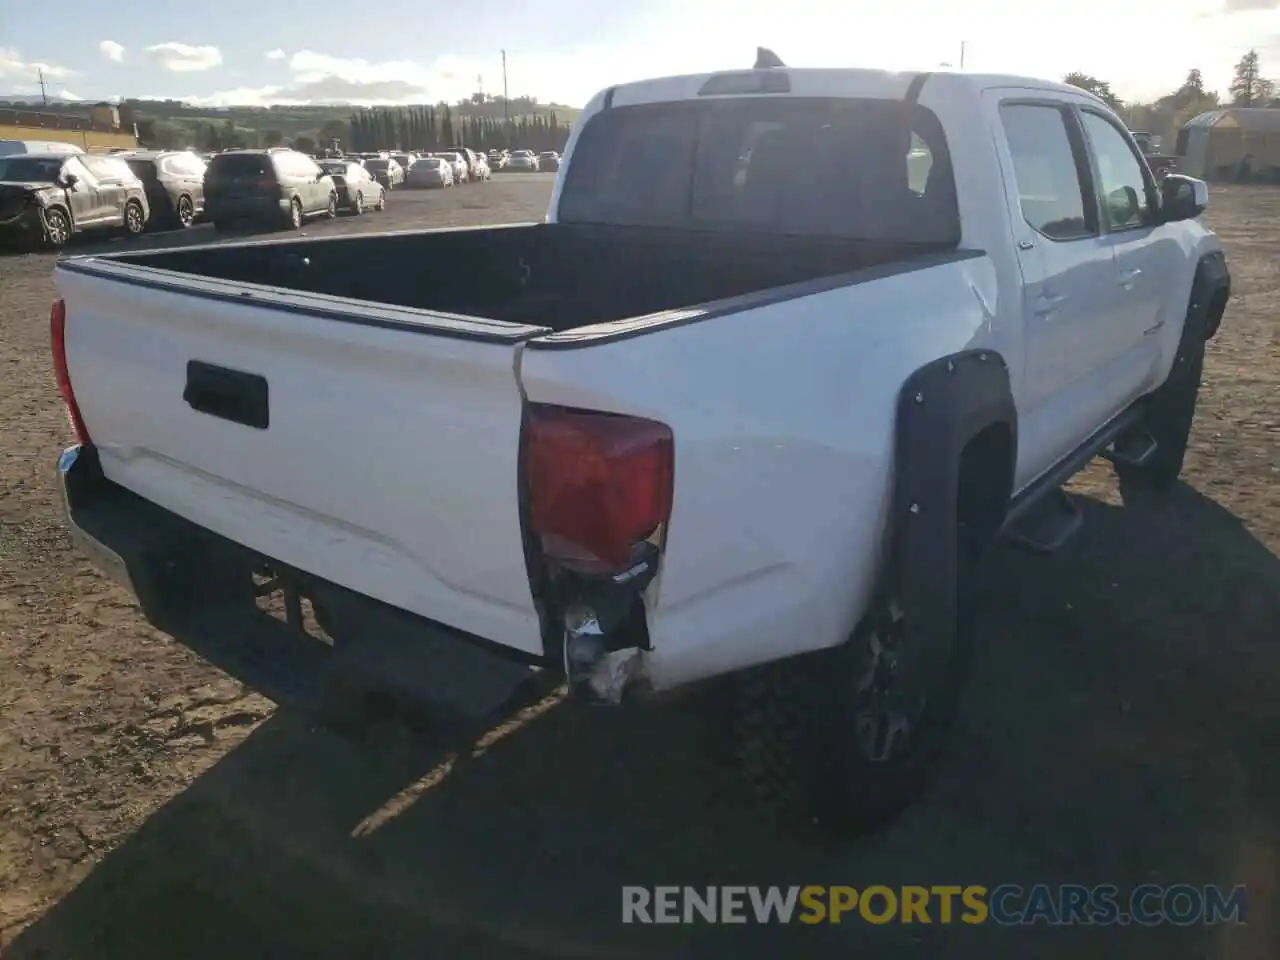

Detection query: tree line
xmin=1064 ymin=49 xmax=1278 ymax=146
xmin=135 ymin=103 xmax=572 ymax=154
xmin=344 ymin=106 xmax=570 ymax=153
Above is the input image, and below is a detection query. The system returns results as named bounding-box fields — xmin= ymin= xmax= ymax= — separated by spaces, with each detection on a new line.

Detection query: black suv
xmin=203 ymin=148 xmax=336 ymax=231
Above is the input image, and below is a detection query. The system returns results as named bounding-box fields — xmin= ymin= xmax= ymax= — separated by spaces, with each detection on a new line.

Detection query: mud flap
xmin=891 ymin=350 xmax=1016 ymax=690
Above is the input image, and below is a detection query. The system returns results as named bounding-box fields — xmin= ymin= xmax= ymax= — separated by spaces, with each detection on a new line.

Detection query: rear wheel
xmin=352 ymin=191 xmax=364 ymax=215
xmin=175 ymin=195 xmax=195 ymax=228
xmin=287 ymin=198 xmax=303 ymax=230
xmin=375 ymin=191 xmax=386 ymax=211
xmin=326 ymin=192 xmax=338 ymax=219
xmin=123 ymin=200 xmax=146 ymax=237
xmin=733 ymin=522 xmax=977 ymax=837
xmin=43 ymin=207 xmax=70 ymax=249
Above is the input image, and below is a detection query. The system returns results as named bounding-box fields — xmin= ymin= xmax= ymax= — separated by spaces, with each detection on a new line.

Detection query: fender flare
xmin=889 ymin=349 xmax=1016 ymax=681
xmin=1191 ymin=250 xmax=1230 ymax=342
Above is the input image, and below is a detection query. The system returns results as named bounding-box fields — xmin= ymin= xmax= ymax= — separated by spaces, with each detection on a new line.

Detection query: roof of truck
xmin=600 ymin=67 xmax=1105 ymax=110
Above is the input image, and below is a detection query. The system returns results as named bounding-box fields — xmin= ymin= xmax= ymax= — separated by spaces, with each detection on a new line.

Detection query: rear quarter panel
xmin=519 ymin=254 xmax=1009 ymax=688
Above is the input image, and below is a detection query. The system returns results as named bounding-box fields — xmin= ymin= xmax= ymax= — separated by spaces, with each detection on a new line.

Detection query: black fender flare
xmin=889 ymin=349 xmax=1016 ymax=681
xmin=1191 ymin=250 xmax=1230 ymax=342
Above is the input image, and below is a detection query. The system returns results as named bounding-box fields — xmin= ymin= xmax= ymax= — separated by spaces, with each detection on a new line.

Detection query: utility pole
xmin=38 ymin=67 xmax=49 ymax=106
xmin=959 ymin=41 xmax=968 ymax=69
xmin=501 ymin=49 xmax=511 ymax=147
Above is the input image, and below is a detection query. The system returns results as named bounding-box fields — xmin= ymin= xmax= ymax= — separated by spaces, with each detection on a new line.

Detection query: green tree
xmin=1063 ymin=72 xmax=1123 ymax=110
xmin=1230 ymin=50 xmax=1264 ymax=105
xmin=263 ymin=128 xmax=285 ymax=146
xmin=294 ymin=134 xmax=317 ymax=154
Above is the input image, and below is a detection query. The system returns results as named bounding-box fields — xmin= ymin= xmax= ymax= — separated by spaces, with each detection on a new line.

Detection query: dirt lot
xmin=0 ymin=177 xmax=1277 ymax=959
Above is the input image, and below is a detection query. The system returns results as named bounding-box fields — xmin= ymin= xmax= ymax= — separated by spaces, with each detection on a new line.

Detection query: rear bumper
xmin=58 ymin=445 xmax=542 ymax=722
xmin=0 ymin=205 xmax=50 ymax=247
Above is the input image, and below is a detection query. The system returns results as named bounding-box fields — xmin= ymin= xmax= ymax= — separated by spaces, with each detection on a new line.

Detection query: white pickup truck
xmin=53 ymin=63 xmax=1230 ymax=833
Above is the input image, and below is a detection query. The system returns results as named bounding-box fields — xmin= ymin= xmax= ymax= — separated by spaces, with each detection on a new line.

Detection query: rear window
xmin=125 ymin=159 xmax=157 ymax=180
xmin=207 ymin=153 xmax=272 ymax=179
xmin=558 ymin=97 xmax=960 ymax=244
xmin=366 ymin=159 xmax=389 ymax=170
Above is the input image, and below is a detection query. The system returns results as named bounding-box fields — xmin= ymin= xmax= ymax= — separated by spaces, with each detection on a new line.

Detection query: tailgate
xmin=55 ymin=262 xmax=551 ymax=655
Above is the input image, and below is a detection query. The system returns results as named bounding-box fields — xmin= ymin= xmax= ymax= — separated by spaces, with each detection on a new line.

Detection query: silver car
xmin=405 ymin=156 xmax=453 ymax=188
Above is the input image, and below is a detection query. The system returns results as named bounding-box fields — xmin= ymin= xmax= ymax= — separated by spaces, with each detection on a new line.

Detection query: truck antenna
xmin=754 ymin=47 xmax=785 ymax=69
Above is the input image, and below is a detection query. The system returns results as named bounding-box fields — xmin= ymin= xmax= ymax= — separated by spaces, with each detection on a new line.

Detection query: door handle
xmin=1119 ymin=267 xmax=1142 ymax=289
xmin=1033 ymin=293 xmax=1065 ymax=316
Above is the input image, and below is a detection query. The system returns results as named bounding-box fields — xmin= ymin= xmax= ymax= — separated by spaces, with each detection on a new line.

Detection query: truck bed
xmin=105 ymin=222 xmax=944 ymax=332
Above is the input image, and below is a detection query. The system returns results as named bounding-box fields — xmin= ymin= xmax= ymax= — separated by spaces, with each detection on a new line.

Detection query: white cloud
xmin=99 ymin=40 xmax=125 ymax=63
xmin=140 ymin=0 xmax=1280 ymax=110
xmin=145 ymin=42 xmax=223 ymax=73
xmin=0 ymin=46 xmax=76 ymax=81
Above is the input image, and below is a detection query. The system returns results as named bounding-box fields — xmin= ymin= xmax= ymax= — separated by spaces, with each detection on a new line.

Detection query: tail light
xmin=50 ymin=298 xmax=91 ymax=445
xmin=524 ymin=405 xmax=674 ymax=570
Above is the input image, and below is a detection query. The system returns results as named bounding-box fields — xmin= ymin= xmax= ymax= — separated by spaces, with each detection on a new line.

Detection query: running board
xmin=1003 ymin=487 xmax=1083 ymax=554
xmin=1101 ymin=428 xmax=1159 ymax=468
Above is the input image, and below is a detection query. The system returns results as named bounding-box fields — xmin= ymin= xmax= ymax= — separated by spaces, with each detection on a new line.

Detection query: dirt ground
xmin=0 ymin=177 xmax=1277 ymax=959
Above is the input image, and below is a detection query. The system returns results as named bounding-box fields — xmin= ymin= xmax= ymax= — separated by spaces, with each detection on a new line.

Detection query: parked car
xmin=404 ymin=156 xmax=453 ymax=188
xmin=318 ymin=160 xmax=386 ymax=214
xmin=51 ymin=64 xmax=1230 ymax=836
xmin=435 ymin=151 xmax=469 ymax=183
xmin=391 ymin=153 xmax=417 ymax=172
xmin=0 ymin=152 xmax=148 ymax=248
xmin=1131 ymin=130 xmax=1178 ymax=181
xmin=203 ymin=148 xmax=337 ymax=231
xmin=363 ymin=157 xmax=404 ymax=190
xmin=123 ymin=150 xmax=207 ymax=230
xmin=0 ymin=139 xmax=85 ymax=157
xmin=537 ymin=151 xmax=561 ymax=172
xmin=487 ymin=149 xmax=509 ymax=170
xmin=505 ymin=149 xmax=538 ymax=171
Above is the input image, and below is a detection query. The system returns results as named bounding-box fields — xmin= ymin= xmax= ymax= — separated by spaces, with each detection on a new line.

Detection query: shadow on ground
xmin=5 ymin=482 xmax=1277 ymax=959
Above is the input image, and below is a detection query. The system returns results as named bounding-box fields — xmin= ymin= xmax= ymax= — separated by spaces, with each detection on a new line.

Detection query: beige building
xmin=0 ymin=102 xmax=137 ymax=152
xmin=1177 ymin=107 xmax=1280 ymax=181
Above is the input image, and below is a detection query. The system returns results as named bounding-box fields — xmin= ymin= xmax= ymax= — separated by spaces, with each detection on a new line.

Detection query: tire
xmin=287 ymin=198 xmax=303 ymax=230
xmin=732 ymin=521 xmax=977 ymax=838
xmin=326 ymin=192 xmax=338 ymax=219
xmin=352 ymin=191 xmax=364 ymax=216
xmin=175 ymin=195 xmax=195 ymax=229
xmin=123 ymin=200 xmax=146 ymax=237
xmin=375 ymin=191 xmax=386 ymax=211
xmin=43 ymin=207 xmax=71 ymax=249
xmin=1114 ymin=346 xmax=1204 ymax=492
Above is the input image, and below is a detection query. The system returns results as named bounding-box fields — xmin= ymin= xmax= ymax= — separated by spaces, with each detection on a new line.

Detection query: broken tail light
xmin=523 ymin=404 xmax=674 ymax=571
xmin=50 ymin=298 xmax=91 ymax=445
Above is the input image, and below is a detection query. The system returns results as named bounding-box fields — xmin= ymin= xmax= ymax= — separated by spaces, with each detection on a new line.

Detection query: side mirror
xmin=1160 ymin=174 xmax=1209 ymax=223
xmin=61 ymin=173 xmax=79 ymax=189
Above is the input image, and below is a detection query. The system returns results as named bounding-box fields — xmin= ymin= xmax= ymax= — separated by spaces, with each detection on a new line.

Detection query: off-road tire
xmin=732 ymin=522 xmax=977 ymax=838
xmin=1114 ymin=347 xmax=1204 ymax=492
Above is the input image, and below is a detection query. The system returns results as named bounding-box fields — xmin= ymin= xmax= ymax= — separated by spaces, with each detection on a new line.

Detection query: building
xmin=0 ymin=101 xmax=137 ymax=152
xmin=1176 ymin=107 xmax=1280 ymax=182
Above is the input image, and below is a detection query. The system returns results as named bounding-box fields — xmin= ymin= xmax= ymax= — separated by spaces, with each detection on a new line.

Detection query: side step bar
xmin=1004 ymin=487 xmax=1083 ymax=553
xmin=1001 ymin=404 xmax=1152 ymax=554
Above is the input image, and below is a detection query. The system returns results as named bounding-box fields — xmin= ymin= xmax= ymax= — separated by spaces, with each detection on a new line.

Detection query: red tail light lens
xmin=50 ymin=298 xmax=91 ymax=445
xmin=524 ymin=405 xmax=674 ymax=570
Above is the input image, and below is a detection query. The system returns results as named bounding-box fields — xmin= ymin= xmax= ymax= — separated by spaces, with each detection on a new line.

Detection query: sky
xmin=2 ymin=0 xmax=1280 ymax=108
